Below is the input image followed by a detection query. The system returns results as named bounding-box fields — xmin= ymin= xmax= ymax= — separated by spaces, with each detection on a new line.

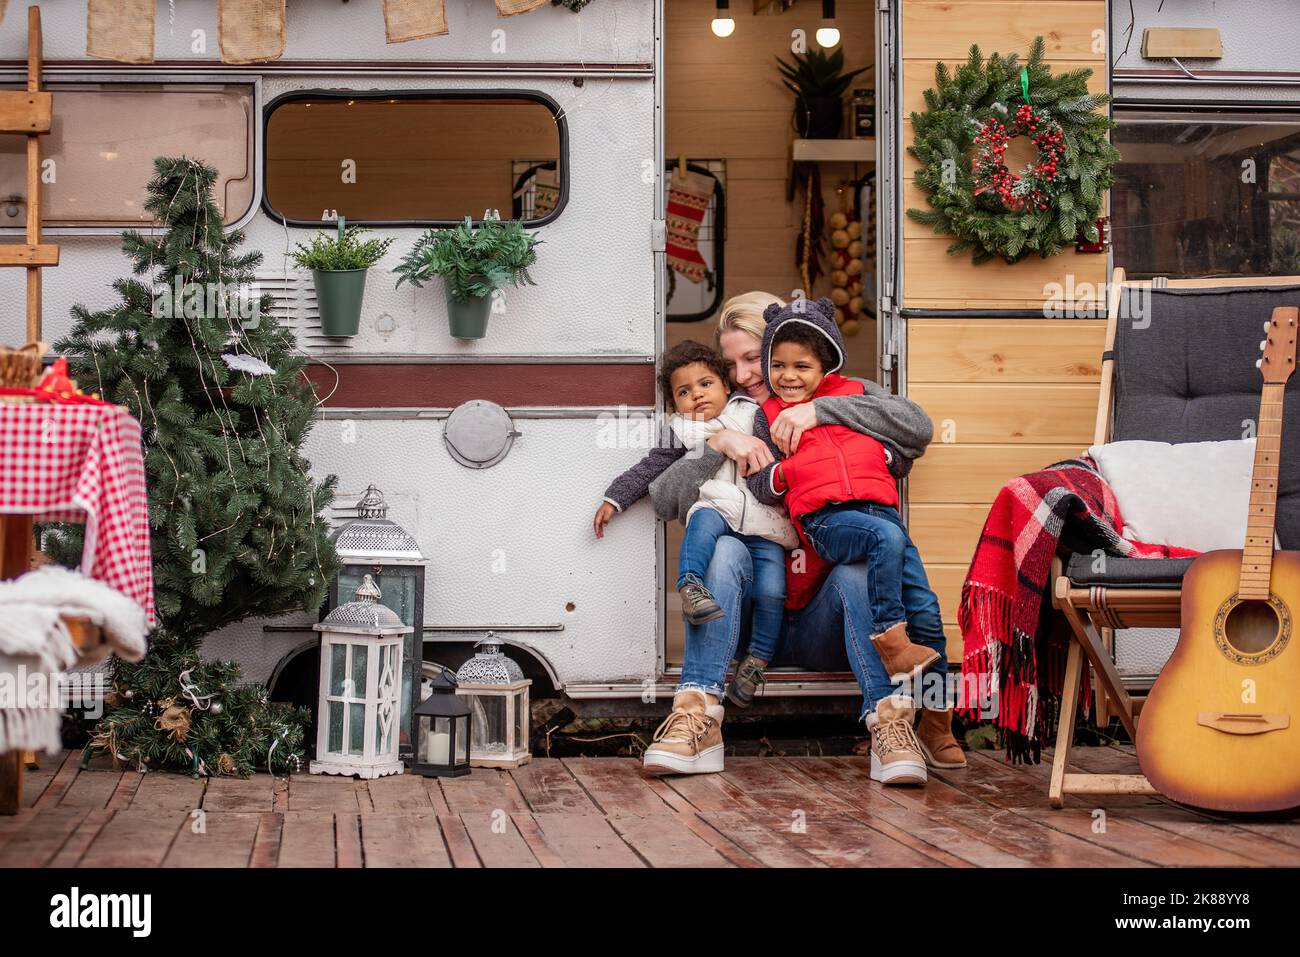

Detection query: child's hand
xmin=771 ymin=402 xmax=819 ymax=455
xmin=593 ymin=501 xmax=617 ymax=539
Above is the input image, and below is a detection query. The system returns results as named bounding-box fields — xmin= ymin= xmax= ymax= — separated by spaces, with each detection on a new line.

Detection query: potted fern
xmin=393 ymin=217 xmax=540 ymax=340
xmin=293 ymin=224 xmax=394 ymax=336
xmin=776 ymin=47 xmax=870 ymax=139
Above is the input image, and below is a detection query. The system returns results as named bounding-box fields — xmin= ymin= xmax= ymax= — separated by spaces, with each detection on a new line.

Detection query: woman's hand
xmin=593 ymin=501 xmax=617 ymax=539
xmin=770 ymin=402 xmax=819 ymax=455
xmin=707 ymin=429 xmax=774 ymax=477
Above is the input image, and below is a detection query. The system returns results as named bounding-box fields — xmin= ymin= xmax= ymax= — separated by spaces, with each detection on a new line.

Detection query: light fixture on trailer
xmin=712 ymin=0 xmax=736 ymax=37
xmin=816 ymin=0 xmax=840 ymax=48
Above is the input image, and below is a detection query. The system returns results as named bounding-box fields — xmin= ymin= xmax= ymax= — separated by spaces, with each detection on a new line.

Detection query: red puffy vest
xmin=762 ymin=373 xmax=900 ymax=609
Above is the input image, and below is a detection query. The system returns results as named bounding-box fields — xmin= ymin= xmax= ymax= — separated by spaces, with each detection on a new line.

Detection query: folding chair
xmin=1048 ymin=267 xmax=1300 ymax=807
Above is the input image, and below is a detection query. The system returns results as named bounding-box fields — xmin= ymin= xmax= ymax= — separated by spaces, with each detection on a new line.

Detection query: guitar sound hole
xmin=1223 ymin=599 xmax=1282 ymax=656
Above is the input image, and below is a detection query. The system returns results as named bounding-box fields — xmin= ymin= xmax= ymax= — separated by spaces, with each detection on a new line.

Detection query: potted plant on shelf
xmin=776 ymin=47 xmax=869 ymax=139
xmin=393 ymin=216 xmax=540 ymax=340
xmin=293 ymin=224 xmax=394 ymax=337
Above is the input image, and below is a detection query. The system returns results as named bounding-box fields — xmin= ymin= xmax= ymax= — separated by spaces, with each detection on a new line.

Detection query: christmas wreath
xmin=907 ymin=36 xmax=1120 ymax=264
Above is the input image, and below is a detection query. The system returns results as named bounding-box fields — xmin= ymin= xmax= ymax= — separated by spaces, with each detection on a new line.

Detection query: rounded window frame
xmin=260 ymin=88 xmax=570 ymax=229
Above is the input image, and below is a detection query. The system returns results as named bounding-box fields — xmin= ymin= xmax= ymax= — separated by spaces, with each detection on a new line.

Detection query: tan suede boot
xmin=642 ymin=690 xmax=725 ymax=775
xmin=870 ymin=621 xmax=941 ymax=678
xmin=916 ymin=708 xmax=967 ymax=769
xmin=865 ymin=695 xmax=927 ymax=786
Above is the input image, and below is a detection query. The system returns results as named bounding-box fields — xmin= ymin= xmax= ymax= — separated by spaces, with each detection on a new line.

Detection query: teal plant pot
xmin=447 ymin=290 xmax=492 ymax=340
xmin=313 ymin=268 xmax=368 ymax=337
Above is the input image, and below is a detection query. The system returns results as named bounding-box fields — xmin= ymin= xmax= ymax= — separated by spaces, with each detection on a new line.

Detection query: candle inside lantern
xmin=421 ymin=722 xmax=450 ymax=764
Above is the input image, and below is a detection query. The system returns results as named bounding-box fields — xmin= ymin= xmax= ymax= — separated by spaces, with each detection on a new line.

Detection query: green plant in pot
xmin=393 ymin=216 xmax=540 ymax=340
xmin=776 ymin=47 xmax=869 ymax=139
xmin=293 ymin=224 xmax=394 ymax=337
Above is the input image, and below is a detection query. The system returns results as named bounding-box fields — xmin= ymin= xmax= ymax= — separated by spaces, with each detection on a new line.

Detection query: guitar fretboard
xmin=1240 ymin=382 xmax=1285 ymax=599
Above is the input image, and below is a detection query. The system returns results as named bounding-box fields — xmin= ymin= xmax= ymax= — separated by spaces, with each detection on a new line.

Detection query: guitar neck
xmin=1239 ymin=381 xmax=1285 ymax=599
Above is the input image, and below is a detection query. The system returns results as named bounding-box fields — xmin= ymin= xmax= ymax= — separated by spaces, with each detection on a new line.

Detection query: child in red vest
xmin=747 ymin=297 xmax=957 ymax=784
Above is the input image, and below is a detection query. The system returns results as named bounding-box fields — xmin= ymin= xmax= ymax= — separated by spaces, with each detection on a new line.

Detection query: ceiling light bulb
xmin=816 ymin=26 xmax=841 ymax=47
xmin=711 ymin=17 xmax=736 ymax=38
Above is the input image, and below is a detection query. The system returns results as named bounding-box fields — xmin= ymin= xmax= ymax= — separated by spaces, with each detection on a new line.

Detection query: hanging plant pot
xmin=447 ymin=290 xmax=492 ymax=340
xmin=796 ymin=95 xmax=844 ymax=139
xmin=313 ymin=268 xmax=369 ymax=337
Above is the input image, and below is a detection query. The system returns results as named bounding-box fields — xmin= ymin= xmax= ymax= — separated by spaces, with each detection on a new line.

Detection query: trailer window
xmin=263 ymin=92 xmax=566 ymax=226
xmin=1112 ymin=108 xmax=1300 ymax=279
xmin=0 ymin=83 xmax=255 ymax=228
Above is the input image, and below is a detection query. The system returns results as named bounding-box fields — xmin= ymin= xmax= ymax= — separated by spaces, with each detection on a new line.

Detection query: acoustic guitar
xmin=1137 ymin=306 xmax=1300 ymax=813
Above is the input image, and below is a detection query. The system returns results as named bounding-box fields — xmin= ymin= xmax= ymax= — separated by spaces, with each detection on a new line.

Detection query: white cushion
xmin=1087 ymin=439 xmax=1275 ymax=553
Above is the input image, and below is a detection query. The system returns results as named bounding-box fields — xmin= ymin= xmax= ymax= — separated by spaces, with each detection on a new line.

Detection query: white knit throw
xmin=0 ymin=566 xmax=150 ymax=753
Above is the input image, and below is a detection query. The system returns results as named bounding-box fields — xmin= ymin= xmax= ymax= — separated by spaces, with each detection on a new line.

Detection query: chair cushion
xmin=1112 ymin=285 xmax=1300 ymax=549
xmin=1065 ymin=552 xmax=1195 ymax=588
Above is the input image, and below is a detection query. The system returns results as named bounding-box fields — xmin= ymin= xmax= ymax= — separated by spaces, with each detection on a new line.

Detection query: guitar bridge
xmin=1196 ymin=712 xmax=1290 ymax=735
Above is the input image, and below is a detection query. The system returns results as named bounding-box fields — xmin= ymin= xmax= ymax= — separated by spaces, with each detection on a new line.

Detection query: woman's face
xmin=719 ymin=329 xmax=769 ymax=402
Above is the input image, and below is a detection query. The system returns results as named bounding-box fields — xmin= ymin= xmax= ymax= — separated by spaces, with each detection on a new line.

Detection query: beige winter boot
xmin=865 ymin=695 xmax=927 ymax=786
xmin=870 ymin=621 xmax=941 ymax=678
xmin=642 ymin=690 xmax=725 ymax=775
xmin=916 ymin=708 xmax=967 ymax=769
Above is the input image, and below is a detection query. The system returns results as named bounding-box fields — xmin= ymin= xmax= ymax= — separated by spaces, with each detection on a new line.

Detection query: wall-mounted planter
xmin=314 ymin=267 xmax=369 ymax=337
xmin=447 ymin=290 xmax=492 ymax=340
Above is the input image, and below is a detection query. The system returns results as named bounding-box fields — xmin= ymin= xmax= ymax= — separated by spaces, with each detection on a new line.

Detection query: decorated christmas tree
xmin=50 ymin=156 xmax=340 ymax=776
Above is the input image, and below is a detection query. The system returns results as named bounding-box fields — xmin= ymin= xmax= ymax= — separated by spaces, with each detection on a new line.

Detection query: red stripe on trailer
xmin=303 ymin=361 xmax=655 ymax=408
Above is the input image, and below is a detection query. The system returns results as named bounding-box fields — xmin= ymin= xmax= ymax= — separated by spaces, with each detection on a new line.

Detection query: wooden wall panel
xmin=901 ymin=1 xmax=1107 ymax=61
xmin=908 ymin=319 xmax=1104 ymax=383
xmin=909 ymin=442 xmax=1086 ymax=502
xmin=908 ymin=383 xmax=1097 ymax=443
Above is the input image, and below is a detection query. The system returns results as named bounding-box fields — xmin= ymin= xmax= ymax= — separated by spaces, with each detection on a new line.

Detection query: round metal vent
xmin=444 ymin=400 xmax=520 ymax=469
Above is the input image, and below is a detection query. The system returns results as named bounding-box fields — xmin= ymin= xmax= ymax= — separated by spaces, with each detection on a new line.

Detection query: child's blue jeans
xmin=678 ymin=507 xmax=786 ymax=662
xmin=801 ymin=502 xmax=920 ymax=638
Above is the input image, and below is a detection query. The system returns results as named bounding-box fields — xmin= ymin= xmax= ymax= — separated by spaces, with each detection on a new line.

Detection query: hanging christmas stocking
xmin=86 ymin=0 xmax=155 ymax=64
xmin=666 ymin=167 xmax=714 ymax=284
xmin=219 ymin=0 xmax=286 ymax=64
xmin=384 ymin=0 xmax=449 ymax=42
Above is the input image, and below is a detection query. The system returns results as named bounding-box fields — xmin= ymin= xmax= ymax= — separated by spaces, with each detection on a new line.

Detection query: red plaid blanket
xmin=957 ymin=457 xmax=1196 ymax=762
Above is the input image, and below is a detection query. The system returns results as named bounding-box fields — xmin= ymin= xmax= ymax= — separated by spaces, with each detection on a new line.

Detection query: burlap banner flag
xmin=219 ymin=0 xmax=286 ymax=64
xmin=86 ymin=0 xmax=155 ymax=65
xmin=496 ymin=0 xmax=549 ymax=16
xmin=384 ymin=0 xmax=449 ymax=42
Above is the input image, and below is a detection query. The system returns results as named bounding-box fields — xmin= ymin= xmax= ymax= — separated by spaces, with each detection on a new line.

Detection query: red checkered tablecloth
xmin=0 ymin=402 xmax=154 ymax=626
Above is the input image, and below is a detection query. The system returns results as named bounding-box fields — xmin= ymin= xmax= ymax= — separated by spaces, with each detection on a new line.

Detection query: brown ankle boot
xmin=870 ymin=621 xmax=941 ymax=678
xmin=916 ymin=709 xmax=966 ymax=769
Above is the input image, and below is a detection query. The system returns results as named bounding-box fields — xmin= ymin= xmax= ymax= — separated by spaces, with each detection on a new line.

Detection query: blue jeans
xmin=677 ymin=531 xmax=947 ymax=718
xmin=801 ymin=502 xmax=911 ymax=638
xmin=678 ymin=507 xmax=785 ymax=663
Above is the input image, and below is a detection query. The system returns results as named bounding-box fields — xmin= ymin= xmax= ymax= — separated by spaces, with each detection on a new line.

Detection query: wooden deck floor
xmin=2 ymin=745 xmax=1299 ymax=867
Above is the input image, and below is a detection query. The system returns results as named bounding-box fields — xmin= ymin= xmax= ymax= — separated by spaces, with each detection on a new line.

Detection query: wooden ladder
xmin=0 ymin=6 xmax=58 ymax=815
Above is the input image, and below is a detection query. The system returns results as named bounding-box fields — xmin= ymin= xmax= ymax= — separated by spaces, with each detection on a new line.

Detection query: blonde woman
xmin=640 ymin=291 xmax=962 ymax=782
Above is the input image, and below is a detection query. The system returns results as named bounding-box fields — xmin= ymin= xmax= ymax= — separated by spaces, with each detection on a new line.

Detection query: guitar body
xmin=1137 ymin=548 xmax=1300 ymax=813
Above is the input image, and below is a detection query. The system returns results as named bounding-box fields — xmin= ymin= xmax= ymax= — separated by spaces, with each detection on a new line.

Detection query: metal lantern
xmin=329 ymin=485 xmax=427 ymax=759
xmin=310 ymin=575 xmax=410 ymax=779
xmin=455 ymin=633 xmax=532 ymax=768
xmin=411 ymin=670 xmax=471 ymax=778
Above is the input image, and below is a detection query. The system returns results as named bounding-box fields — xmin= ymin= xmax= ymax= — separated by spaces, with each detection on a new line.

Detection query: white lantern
xmin=310 ymin=575 xmax=411 ymax=779
xmin=455 ymin=634 xmax=532 ymax=768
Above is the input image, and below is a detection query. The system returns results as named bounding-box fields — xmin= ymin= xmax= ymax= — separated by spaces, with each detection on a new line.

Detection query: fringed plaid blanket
xmin=958 ymin=457 xmax=1198 ymax=763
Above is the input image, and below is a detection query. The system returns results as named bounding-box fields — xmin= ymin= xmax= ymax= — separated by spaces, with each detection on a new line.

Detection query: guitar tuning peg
xmin=1261 ymin=339 xmax=1269 ymax=350
xmin=1256 ymin=358 xmax=1264 ymax=369
xmin=1265 ymin=321 xmax=1274 ymax=332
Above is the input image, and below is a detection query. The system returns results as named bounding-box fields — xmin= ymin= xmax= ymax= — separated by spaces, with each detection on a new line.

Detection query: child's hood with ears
xmin=759 ymin=297 xmax=846 ymax=395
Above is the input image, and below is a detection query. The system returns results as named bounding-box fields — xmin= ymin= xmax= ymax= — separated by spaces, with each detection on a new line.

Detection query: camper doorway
xmin=659 ymin=1 xmax=880 ymax=700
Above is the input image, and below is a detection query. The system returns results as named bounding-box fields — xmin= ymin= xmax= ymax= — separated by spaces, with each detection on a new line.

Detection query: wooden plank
xmin=909 ymin=504 xmax=987 ymax=565
xmin=902 ymin=235 xmax=1107 ymax=308
xmin=909 ymin=444 xmax=1084 ymax=504
xmin=201 ymin=775 xmax=276 ymax=812
xmin=357 ymin=812 xmax=452 ymax=867
xmin=908 ymin=319 xmax=1105 ymax=384
xmin=509 ymin=811 xmax=568 ymax=868
xmin=32 ymin=750 xmax=82 ymax=809
xmin=528 ymin=812 xmax=645 ymax=867
xmin=277 ymin=810 xmax=336 ymax=868
xmin=353 ymin=778 xmax=374 ymax=813
xmin=163 ymin=810 xmax=261 ymax=867
xmin=0 ymin=243 xmax=58 ymax=266
xmin=928 ymin=563 xmax=967 ymax=626
xmin=0 ymin=90 xmax=51 ymax=133
xmin=46 ymin=808 xmax=114 ymax=867
xmin=509 ymin=758 xmax=602 ymax=813
xmin=365 ymin=772 xmax=434 ymax=812
xmin=902 ymin=58 xmax=1104 ymax=117
xmin=439 ymin=769 xmax=530 ymax=814
xmin=907 ymin=383 xmax=1098 ymax=443
xmin=901 ymin=2 xmax=1106 ymax=61
xmin=438 ymin=813 xmax=483 ymax=867
xmin=249 ymin=812 xmax=282 ymax=868
xmin=78 ymin=809 xmax=187 ymax=867
xmin=0 ymin=808 xmax=87 ymax=866
xmin=561 ymin=757 xmax=676 ymax=815
xmin=695 ymin=810 xmax=829 ymax=867
xmin=17 ymin=750 xmax=63 ymax=808
xmin=607 ymin=814 xmax=734 ymax=868
xmin=132 ymin=772 xmax=206 ymax=811
xmin=286 ymin=772 xmax=361 ymax=812
xmin=106 ymin=771 xmax=142 ymax=810
xmin=335 ymin=812 xmax=363 ymax=868
xmin=459 ymin=810 xmax=541 ymax=868
xmin=59 ymin=769 xmax=123 ymax=809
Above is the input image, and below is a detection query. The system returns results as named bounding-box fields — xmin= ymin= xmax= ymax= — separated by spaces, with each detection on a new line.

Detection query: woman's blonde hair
xmin=716 ymin=291 xmax=783 ymax=344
